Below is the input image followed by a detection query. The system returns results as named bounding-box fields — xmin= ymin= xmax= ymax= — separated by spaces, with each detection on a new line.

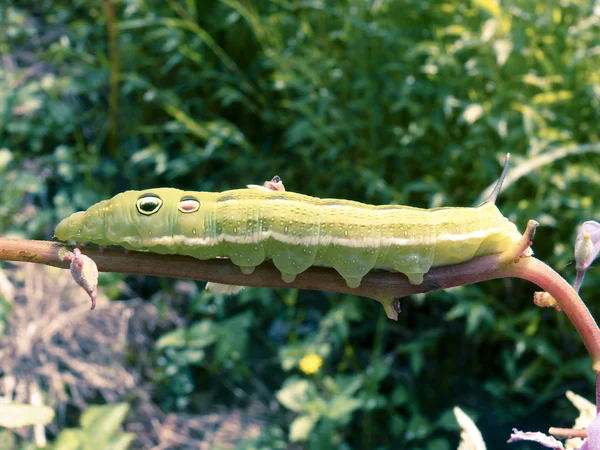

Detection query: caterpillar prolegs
xmin=54 ymin=162 xmax=525 ymax=291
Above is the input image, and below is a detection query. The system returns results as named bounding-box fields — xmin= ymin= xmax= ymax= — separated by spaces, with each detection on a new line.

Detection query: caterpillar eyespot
xmin=55 ymin=159 xmax=527 ymax=290
xmin=136 ymin=194 xmax=163 ymax=215
xmin=178 ymin=196 xmax=200 ymax=213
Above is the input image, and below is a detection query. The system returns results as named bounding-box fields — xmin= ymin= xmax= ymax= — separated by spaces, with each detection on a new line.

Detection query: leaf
xmin=156 ymin=327 xmax=187 ymax=349
xmin=389 ymin=414 xmax=406 ymax=438
xmin=460 ymin=104 xmax=484 ymax=125
xmin=410 ymin=348 xmax=424 ymax=374
xmin=0 ymin=404 xmax=55 ymax=428
xmin=0 ymin=431 xmax=14 ymax=449
xmin=406 ymin=415 xmax=433 ymax=441
xmin=493 ymin=39 xmax=513 ymax=66
xmin=213 ymin=312 xmax=253 ymax=363
xmin=53 ymin=429 xmax=87 ymax=450
xmin=465 ymin=303 xmax=494 ymax=335
xmin=107 ymin=432 xmax=137 ymax=450
xmin=473 ymin=0 xmax=501 ymax=17
xmin=391 ymin=385 xmax=410 ymax=406
xmin=289 ymin=415 xmax=316 ymax=442
xmin=428 ymin=438 xmax=452 ymax=450
xmin=0 ymin=148 xmax=12 ymax=171
xmin=324 ymin=396 xmax=362 ymax=420
xmin=81 ymin=403 xmax=130 ymax=449
xmin=187 ymin=320 xmax=218 ymax=349
xmin=276 ymin=379 xmax=313 ymax=413
xmin=532 ymin=91 xmax=574 ymax=104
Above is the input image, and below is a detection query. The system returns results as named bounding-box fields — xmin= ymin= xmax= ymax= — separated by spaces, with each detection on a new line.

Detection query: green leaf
xmin=391 ymin=385 xmax=410 ymax=406
xmin=367 ymin=361 xmax=391 ymax=385
xmin=389 ymin=414 xmax=406 ymax=438
xmin=324 ymin=396 xmax=362 ymax=420
xmin=460 ymin=104 xmax=484 ymax=124
xmin=473 ymin=0 xmax=501 ymax=17
xmin=107 ymin=432 xmax=137 ymax=450
xmin=0 ymin=149 xmax=12 ymax=171
xmin=0 ymin=430 xmax=15 ymax=449
xmin=276 ymin=379 xmax=313 ymax=413
xmin=405 ymin=415 xmax=432 ymax=441
xmin=331 ymin=374 xmax=363 ymax=397
xmin=427 ymin=437 xmax=451 ymax=450
xmin=81 ymin=403 xmax=130 ymax=449
xmin=466 ymin=303 xmax=493 ymax=335
xmin=0 ymin=404 xmax=55 ymax=428
xmin=213 ymin=312 xmax=253 ymax=363
xmin=156 ymin=327 xmax=187 ymax=349
xmin=53 ymin=429 xmax=87 ymax=450
xmin=289 ymin=415 xmax=316 ymax=442
xmin=279 ymin=343 xmax=311 ymax=371
xmin=410 ymin=349 xmax=424 ymax=375
xmin=187 ymin=320 xmax=218 ymax=348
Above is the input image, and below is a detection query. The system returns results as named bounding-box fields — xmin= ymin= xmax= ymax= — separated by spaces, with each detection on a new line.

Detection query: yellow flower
xmin=581 ymin=197 xmax=592 ymax=208
xmin=299 ymin=354 xmax=323 ymax=375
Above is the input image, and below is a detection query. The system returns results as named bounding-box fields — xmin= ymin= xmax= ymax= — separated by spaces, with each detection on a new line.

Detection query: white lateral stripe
xmin=117 ymin=227 xmax=506 ymax=249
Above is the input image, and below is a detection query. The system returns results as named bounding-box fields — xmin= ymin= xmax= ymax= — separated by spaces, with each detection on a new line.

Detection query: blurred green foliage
xmin=52 ymin=403 xmax=135 ymax=450
xmin=1 ymin=0 xmax=600 ymax=448
xmin=0 ymin=403 xmax=133 ymax=450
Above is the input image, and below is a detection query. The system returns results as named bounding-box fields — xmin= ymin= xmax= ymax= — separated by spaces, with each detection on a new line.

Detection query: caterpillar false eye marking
xmin=136 ymin=194 xmax=163 ymax=216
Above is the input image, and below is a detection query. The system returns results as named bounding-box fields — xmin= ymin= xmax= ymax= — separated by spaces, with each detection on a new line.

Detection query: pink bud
xmin=575 ymin=221 xmax=600 ymax=271
xmin=65 ymin=248 xmax=99 ymax=310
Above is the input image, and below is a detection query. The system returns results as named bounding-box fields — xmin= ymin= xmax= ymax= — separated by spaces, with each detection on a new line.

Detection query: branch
xmin=1 ymin=235 xmax=600 ymax=368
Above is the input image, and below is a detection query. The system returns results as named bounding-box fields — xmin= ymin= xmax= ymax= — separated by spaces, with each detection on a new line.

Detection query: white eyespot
xmin=178 ymin=196 xmax=200 ymax=213
xmin=136 ymin=194 xmax=163 ymax=216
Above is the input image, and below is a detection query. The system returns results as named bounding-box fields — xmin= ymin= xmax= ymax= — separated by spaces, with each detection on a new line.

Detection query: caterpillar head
xmin=54 ymin=188 xmax=205 ymax=247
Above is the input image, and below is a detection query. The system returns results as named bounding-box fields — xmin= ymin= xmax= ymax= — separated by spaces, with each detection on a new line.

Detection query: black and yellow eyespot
xmin=178 ymin=196 xmax=200 ymax=213
xmin=136 ymin=194 xmax=163 ymax=215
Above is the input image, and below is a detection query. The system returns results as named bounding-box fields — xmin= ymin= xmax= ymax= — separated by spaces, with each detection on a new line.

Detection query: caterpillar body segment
xmin=55 ymin=188 xmax=523 ymax=288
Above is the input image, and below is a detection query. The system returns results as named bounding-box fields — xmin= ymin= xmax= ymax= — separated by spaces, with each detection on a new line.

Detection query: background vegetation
xmin=1 ymin=0 xmax=599 ymax=448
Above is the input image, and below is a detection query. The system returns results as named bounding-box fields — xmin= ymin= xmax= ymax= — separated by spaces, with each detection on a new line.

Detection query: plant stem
xmin=501 ymin=257 xmax=600 ymax=371
xmin=597 ymin=371 xmax=600 ymax=415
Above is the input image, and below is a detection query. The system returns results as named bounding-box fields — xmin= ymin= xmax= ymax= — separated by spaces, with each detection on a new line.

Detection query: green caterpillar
xmin=54 ymin=162 xmax=523 ymax=289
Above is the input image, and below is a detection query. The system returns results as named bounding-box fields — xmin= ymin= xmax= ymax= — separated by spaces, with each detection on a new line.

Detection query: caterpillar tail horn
xmin=486 ymin=153 xmax=510 ymax=204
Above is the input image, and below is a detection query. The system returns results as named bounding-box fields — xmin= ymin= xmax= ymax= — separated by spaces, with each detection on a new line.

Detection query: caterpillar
xmin=54 ymin=160 xmax=524 ymax=289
